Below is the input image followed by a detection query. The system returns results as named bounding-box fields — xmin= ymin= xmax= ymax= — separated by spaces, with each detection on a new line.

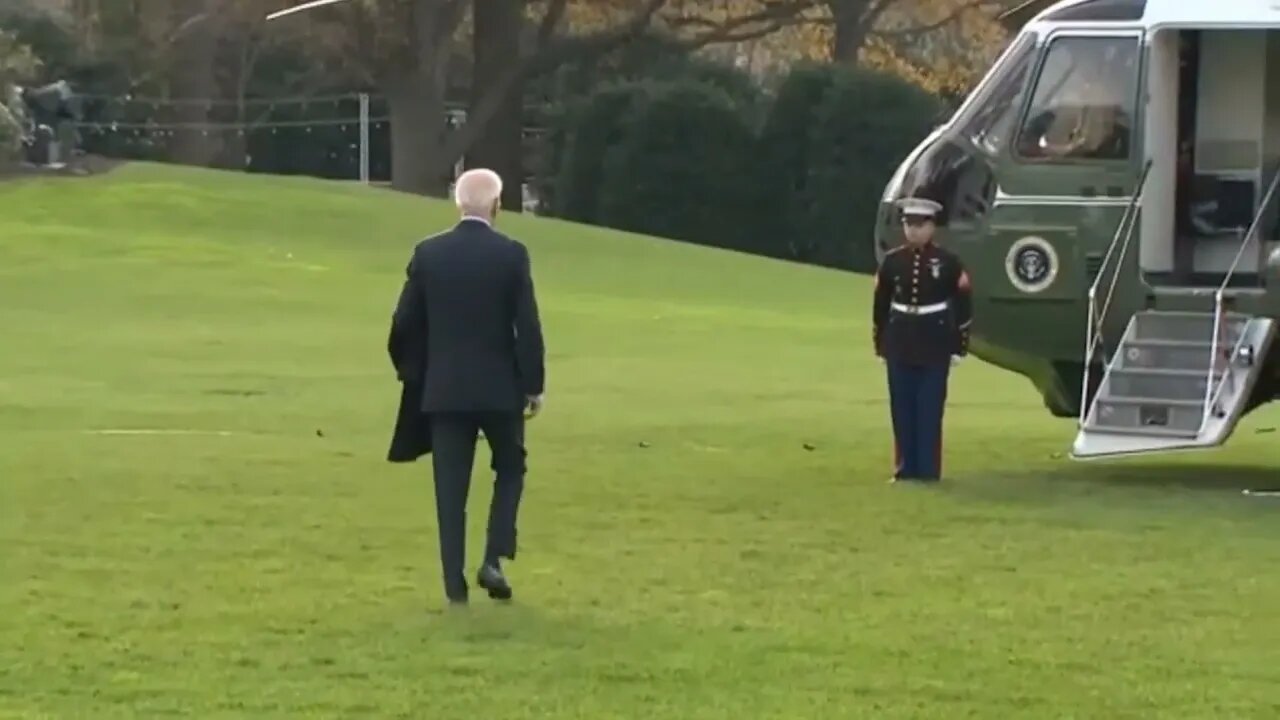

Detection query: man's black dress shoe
xmin=444 ymin=574 xmax=468 ymax=606
xmin=476 ymin=564 xmax=512 ymax=601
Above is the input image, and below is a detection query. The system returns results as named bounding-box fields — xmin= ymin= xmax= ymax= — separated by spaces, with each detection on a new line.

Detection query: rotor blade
xmin=266 ymin=0 xmax=354 ymax=22
xmin=996 ymin=0 xmax=1055 ymax=31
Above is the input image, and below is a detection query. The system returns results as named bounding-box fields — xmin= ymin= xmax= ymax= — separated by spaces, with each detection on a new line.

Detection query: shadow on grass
xmin=389 ymin=598 xmax=669 ymax=652
xmin=1046 ymin=460 xmax=1278 ymax=493
xmin=962 ymin=456 xmax=1279 ymax=496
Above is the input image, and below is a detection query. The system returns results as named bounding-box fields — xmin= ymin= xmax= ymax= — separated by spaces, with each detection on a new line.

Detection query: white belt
xmin=891 ymin=301 xmax=948 ymax=315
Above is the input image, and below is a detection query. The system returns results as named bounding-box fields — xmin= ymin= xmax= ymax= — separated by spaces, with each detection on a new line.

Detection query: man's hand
xmin=951 ymin=355 xmax=963 ymax=367
xmin=524 ymin=394 xmax=544 ymax=419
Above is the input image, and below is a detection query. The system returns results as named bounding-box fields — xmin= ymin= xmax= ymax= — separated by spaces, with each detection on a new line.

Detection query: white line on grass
xmin=83 ymin=429 xmax=238 ymax=437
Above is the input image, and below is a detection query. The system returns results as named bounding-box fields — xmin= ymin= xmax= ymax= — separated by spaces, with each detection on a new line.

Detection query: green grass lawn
xmin=2 ymin=163 xmax=1279 ymax=719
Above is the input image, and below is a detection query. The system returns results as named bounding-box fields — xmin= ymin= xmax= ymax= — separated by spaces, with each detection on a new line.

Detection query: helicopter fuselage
xmin=876 ymin=0 xmax=1280 ymax=420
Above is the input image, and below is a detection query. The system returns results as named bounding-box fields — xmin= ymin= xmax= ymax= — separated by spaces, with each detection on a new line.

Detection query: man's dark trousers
xmin=886 ymin=361 xmax=950 ymax=480
xmin=430 ymin=411 xmax=526 ymax=599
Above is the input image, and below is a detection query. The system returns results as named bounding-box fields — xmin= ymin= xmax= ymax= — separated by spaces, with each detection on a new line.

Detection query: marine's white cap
xmin=896 ymin=197 xmax=942 ymax=219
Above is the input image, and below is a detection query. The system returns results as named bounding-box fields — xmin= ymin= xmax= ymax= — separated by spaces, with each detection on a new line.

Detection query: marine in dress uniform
xmin=873 ymin=197 xmax=973 ymax=483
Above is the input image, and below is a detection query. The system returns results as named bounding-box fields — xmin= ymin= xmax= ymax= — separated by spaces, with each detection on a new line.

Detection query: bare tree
xmin=263 ymin=0 xmax=816 ymax=197
xmin=167 ymin=0 xmax=221 ymax=165
xmin=262 ymin=0 xmax=668 ymax=196
xmin=665 ymin=0 xmax=1010 ymax=65
xmin=467 ymin=0 xmax=524 ymax=209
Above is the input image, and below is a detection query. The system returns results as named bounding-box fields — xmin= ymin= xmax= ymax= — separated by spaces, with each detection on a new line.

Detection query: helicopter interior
xmin=1141 ymin=27 xmax=1280 ymax=290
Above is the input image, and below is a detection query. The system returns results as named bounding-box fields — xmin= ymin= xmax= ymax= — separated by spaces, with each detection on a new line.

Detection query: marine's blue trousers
xmin=886 ymin=361 xmax=950 ymax=480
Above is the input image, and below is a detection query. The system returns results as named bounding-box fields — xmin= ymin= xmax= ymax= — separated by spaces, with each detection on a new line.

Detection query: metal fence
xmin=67 ymin=91 xmax=547 ymax=193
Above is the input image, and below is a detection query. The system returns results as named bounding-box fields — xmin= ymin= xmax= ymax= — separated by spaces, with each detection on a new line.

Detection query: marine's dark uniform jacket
xmin=873 ymin=241 xmax=973 ymax=366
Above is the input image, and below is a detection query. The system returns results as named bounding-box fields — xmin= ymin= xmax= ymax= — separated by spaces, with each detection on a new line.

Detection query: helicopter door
xmin=988 ymin=30 xmax=1145 ymax=304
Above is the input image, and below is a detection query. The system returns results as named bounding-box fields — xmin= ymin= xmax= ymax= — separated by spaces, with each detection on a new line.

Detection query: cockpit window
xmin=959 ymin=34 xmax=1037 ymax=156
xmin=1014 ymin=35 xmax=1140 ymax=162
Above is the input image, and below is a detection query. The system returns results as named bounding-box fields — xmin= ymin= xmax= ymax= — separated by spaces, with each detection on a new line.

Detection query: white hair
xmin=454 ymin=168 xmax=503 ymax=216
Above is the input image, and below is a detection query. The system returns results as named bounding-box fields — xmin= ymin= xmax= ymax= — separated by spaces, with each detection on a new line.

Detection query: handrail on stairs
xmin=1200 ymin=168 xmax=1280 ymax=430
xmin=1079 ymin=159 xmax=1153 ymax=428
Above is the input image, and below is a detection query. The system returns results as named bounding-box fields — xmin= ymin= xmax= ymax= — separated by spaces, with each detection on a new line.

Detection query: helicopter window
xmin=1014 ymin=35 xmax=1140 ymax=162
xmin=960 ymin=34 xmax=1038 ymax=155
xmin=899 ymin=138 xmax=994 ymax=225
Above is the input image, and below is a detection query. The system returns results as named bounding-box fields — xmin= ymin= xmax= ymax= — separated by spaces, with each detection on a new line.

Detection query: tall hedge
xmin=752 ymin=62 xmax=838 ymax=261
xmin=595 ymin=78 xmax=762 ymax=250
xmin=547 ymin=82 xmax=646 ymax=224
xmin=547 ymin=32 xmax=763 ymax=123
xmin=0 ymin=28 xmax=39 ymax=165
xmin=538 ymin=44 xmax=764 ymax=222
xmin=529 ymin=100 xmax=570 ymax=215
xmin=647 ymin=55 xmax=765 ymax=129
xmin=801 ymin=67 xmax=941 ymax=273
xmin=538 ymin=56 xmax=944 ymax=273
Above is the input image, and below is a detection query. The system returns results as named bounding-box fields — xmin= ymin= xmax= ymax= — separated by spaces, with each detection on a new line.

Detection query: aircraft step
xmin=1072 ymin=312 xmax=1277 ymax=460
xmin=1130 ymin=310 xmax=1248 ymax=344
xmin=1078 ymin=424 xmax=1203 ymax=439
xmin=1087 ymin=396 xmax=1205 ymax=436
xmin=1104 ymin=367 xmax=1221 ymax=402
xmin=1117 ymin=339 xmax=1218 ymax=371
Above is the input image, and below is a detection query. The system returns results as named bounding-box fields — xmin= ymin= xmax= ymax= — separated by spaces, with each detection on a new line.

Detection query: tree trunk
xmin=384 ymin=72 xmax=452 ymax=196
xmin=468 ymin=0 xmax=526 ymax=211
xmin=72 ymin=0 xmax=100 ymax=55
xmin=213 ymin=25 xmax=257 ymax=171
xmin=167 ymin=0 xmax=220 ymax=166
xmin=212 ymin=95 xmax=247 ymax=171
xmin=830 ymin=1 xmax=868 ymax=64
xmin=374 ymin=0 xmax=468 ymax=196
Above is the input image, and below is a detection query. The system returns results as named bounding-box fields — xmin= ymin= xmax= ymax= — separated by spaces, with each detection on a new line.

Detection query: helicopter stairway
xmin=1072 ymin=310 xmax=1276 ymax=459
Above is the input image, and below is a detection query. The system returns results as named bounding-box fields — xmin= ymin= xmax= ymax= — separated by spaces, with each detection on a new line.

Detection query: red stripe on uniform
xmin=936 ymin=423 xmax=944 ymax=479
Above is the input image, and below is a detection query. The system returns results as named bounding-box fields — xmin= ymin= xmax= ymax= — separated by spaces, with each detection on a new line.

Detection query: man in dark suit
xmin=387 ymin=168 xmax=546 ymax=605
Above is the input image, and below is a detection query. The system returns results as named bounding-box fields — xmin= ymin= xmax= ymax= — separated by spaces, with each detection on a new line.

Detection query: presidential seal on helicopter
xmin=1006 ymin=235 xmax=1060 ymax=293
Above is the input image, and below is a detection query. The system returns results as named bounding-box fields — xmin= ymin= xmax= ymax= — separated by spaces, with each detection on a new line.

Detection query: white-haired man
xmin=387 ymin=168 xmax=546 ymax=606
